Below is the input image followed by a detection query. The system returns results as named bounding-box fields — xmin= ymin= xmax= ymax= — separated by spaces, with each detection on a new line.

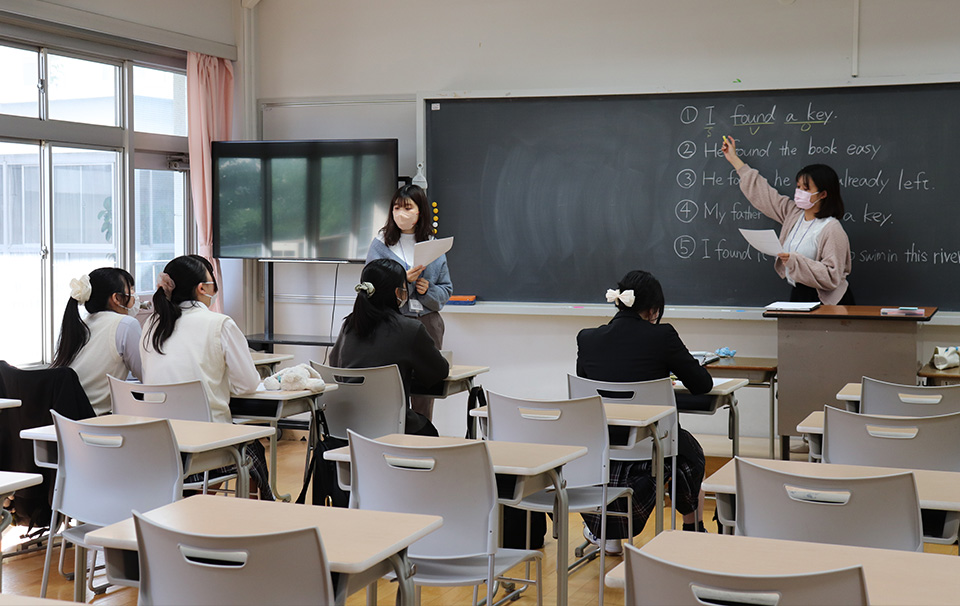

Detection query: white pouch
xmin=932 ymin=346 xmax=960 ymax=370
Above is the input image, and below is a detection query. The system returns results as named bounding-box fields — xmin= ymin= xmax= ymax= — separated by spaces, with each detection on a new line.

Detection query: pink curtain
xmin=187 ymin=52 xmax=234 ymax=312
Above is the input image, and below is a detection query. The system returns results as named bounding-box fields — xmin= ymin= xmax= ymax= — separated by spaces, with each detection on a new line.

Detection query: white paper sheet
xmin=414 ymin=237 xmax=453 ymax=267
xmin=738 ymin=228 xmax=783 ymax=257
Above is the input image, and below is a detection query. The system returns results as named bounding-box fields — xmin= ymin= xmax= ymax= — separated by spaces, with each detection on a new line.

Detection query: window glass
xmin=47 ymin=54 xmax=119 ymax=126
xmin=133 ymin=65 xmax=187 ymax=136
xmin=0 ymin=142 xmax=43 ymax=364
xmin=135 ymin=168 xmax=186 ymax=290
xmin=0 ymin=45 xmax=40 ymax=118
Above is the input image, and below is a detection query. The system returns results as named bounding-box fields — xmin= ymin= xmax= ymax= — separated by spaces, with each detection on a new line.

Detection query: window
xmin=134 ymin=65 xmax=187 ymax=136
xmin=135 ymin=167 xmax=187 ymax=290
xmin=0 ymin=45 xmax=40 ymax=118
xmin=47 ymin=54 xmax=120 ymax=126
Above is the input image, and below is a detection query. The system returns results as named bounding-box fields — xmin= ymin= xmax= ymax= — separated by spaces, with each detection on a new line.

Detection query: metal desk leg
xmin=768 ymin=376 xmax=777 ymax=459
xmin=727 ymin=396 xmax=740 ymax=458
xmin=265 ymin=420 xmax=291 ymax=501
xmin=230 ymin=445 xmax=250 ymax=499
xmin=546 ymin=468 xmax=569 ymax=606
xmin=651 ymin=424 xmax=664 ymax=535
xmin=388 ymin=550 xmax=416 ymax=606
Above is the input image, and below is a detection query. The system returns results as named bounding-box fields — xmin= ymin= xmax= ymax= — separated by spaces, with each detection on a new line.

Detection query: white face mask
xmin=794 ymin=188 xmax=819 ymax=210
xmin=119 ymin=294 xmax=140 ymax=317
xmin=200 ymin=281 xmax=218 ymax=308
xmin=393 ymin=206 xmax=419 ymax=232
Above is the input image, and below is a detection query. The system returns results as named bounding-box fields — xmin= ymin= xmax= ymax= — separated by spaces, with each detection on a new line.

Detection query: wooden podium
xmin=763 ymin=305 xmax=937 ymax=459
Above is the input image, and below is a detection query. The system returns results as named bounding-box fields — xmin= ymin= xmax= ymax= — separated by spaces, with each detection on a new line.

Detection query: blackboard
xmin=425 ymin=84 xmax=960 ymax=309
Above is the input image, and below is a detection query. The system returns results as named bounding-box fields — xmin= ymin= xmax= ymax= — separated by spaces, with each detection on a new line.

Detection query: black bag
xmin=295 ymin=411 xmax=349 ymax=507
xmin=501 ymin=506 xmax=547 ymax=549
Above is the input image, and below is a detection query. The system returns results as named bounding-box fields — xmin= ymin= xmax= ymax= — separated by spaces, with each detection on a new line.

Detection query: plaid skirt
xmin=185 ymin=439 xmax=274 ymax=501
xmin=582 ymin=428 xmax=705 ymax=539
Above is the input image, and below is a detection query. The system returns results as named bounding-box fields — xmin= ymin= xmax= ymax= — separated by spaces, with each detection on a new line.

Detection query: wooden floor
xmin=2 ymin=438 xmax=955 ymax=605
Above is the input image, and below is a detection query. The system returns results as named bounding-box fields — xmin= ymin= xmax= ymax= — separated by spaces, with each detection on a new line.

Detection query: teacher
xmin=366 ymin=184 xmax=452 ymax=421
xmin=722 ymin=136 xmax=854 ymax=305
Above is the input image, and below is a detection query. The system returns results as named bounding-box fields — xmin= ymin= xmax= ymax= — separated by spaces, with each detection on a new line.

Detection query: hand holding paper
xmin=414 ymin=237 xmax=453 ymax=267
xmin=738 ymin=229 xmax=783 ymax=257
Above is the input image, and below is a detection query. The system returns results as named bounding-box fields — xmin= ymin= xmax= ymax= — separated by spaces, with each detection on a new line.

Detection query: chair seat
xmin=405 ymin=549 xmax=542 ymax=587
xmin=516 ymin=485 xmax=632 ymax=514
xmin=61 ymin=522 xmax=104 ymax=551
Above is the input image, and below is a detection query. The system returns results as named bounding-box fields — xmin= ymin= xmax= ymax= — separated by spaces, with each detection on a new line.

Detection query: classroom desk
xmin=763 ymin=305 xmax=936 ymax=460
xmin=919 ymin=362 xmax=960 ymax=386
xmin=603 ymin=530 xmax=960 ymax=605
xmin=0 ymin=398 xmax=21 ymax=408
xmin=0 ymin=595 xmax=74 ymax=605
xmin=249 ymin=351 xmax=295 ymax=378
xmin=705 ymin=357 xmax=777 ymax=458
xmin=324 ymin=433 xmax=585 ymax=606
xmin=230 ymin=384 xmax=338 ymax=501
xmin=471 ymin=402 xmax=676 ymax=534
xmin=675 ymin=377 xmax=749 ymax=458
xmin=703 ymin=457 xmax=960 ymax=533
xmin=0 ymin=471 xmax=43 ymax=593
xmin=413 ymin=364 xmax=490 ymax=439
xmin=84 ymin=494 xmax=442 ymax=606
xmin=20 ymin=416 xmax=274 ymax=499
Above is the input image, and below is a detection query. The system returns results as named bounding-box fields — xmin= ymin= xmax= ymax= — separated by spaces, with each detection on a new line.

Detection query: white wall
xmin=251 ymin=0 xmax=960 ymax=438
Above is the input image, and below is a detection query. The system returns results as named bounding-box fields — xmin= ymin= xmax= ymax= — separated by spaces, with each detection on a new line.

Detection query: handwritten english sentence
xmin=682 ymin=167 xmax=932 ymax=195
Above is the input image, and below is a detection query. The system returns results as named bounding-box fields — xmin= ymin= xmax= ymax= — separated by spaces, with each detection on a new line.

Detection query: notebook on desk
xmin=764 ymin=301 xmax=821 ymax=312
xmin=690 ymin=351 xmax=720 ymax=366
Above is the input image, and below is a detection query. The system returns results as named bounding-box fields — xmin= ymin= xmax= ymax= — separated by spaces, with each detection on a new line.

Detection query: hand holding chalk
xmin=721 ymin=135 xmax=745 ymax=170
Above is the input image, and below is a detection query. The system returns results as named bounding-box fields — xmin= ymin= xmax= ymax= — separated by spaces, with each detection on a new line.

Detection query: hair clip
xmin=355 ymin=282 xmax=375 ymax=297
xmin=157 ymin=272 xmax=176 ymax=299
xmin=69 ymin=274 xmax=92 ymax=304
xmin=605 ymin=288 xmax=636 ymax=308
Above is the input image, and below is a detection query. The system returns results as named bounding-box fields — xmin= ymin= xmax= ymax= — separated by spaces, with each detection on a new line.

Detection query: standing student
xmin=722 ymin=136 xmax=854 ymax=305
xmin=366 ymin=184 xmax=452 ymax=421
xmin=330 ymin=258 xmax=449 ymax=436
xmin=140 ymin=254 xmax=272 ymax=500
xmin=576 ymin=270 xmax=711 ymax=554
xmin=51 ymin=268 xmax=142 ymax=416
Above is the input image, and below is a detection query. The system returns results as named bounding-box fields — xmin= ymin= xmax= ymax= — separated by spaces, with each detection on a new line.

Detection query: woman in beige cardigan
xmin=722 ymin=136 xmax=854 ymax=305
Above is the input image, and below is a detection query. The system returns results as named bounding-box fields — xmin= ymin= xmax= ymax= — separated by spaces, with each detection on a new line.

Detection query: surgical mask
xmin=397 ymin=288 xmax=408 ymax=308
xmin=201 ymin=281 xmax=218 ymax=308
xmin=794 ymin=188 xmax=819 ymax=210
xmin=393 ymin=206 xmax=419 ymax=231
xmin=119 ymin=294 xmax=140 ymax=317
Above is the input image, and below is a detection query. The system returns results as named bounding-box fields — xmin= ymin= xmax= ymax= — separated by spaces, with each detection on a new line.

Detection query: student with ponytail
xmin=140 ymin=254 xmax=272 ymax=499
xmin=51 ymin=267 xmax=142 ymax=415
xmin=330 ymin=258 xmax=449 ymax=436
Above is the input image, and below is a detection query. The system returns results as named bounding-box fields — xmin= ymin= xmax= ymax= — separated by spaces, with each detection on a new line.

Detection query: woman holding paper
xmin=722 ymin=137 xmax=854 ymax=305
xmin=366 ymin=184 xmax=453 ymax=420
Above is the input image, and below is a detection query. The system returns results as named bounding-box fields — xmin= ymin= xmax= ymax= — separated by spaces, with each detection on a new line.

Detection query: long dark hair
xmin=381 ymin=184 xmax=433 ymax=246
xmin=342 ymin=259 xmax=405 ymax=339
xmin=616 ymin=270 xmax=665 ymax=323
xmin=51 ymin=267 xmax=135 ymax=368
xmin=147 ymin=254 xmax=217 ymax=354
xmin=796 ymin=164 xmax=844 ymax=220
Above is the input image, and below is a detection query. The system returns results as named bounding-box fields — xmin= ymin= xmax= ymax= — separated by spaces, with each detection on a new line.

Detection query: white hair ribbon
xmin=605 ymin=288 xmax=635 ymax=308
xmin=69 ymin=274 xmax=92 ymax=304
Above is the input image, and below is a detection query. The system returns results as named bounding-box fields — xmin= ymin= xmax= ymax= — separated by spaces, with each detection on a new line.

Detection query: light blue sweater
xmin=366 ymin=236 xmax=453 ymax=317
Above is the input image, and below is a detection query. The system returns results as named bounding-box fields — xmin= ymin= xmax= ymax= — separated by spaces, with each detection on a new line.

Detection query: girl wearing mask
xmin=722 ymin=136 xmax=854 ymax=305
xmin=51 ymin=268 xmax=143 ymax=415
xmin=140 ymin=254 xmax=272 ymax=499
xmin=365 ymin=184 xmax=452 ymax=421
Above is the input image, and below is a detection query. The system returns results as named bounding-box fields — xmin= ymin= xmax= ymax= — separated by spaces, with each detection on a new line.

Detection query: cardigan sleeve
xmin=415 ymin=255 xmax=453 ymax=312
xmin=737 ymin=164 xmax=794 ymax=224
xmin=409 ymin=323 xmax=450 ymax=388
xmin=781 ymin=220 xmax=852 ymax=291
xmin=662 ymin=325 xmax=713 ymax=395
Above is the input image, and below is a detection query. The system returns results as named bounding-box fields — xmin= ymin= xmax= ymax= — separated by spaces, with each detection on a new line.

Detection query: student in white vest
xmin=140 ymin=254 xmax=272 ymax=500
xmin=51 ymin=267 xmax=142 ymax=415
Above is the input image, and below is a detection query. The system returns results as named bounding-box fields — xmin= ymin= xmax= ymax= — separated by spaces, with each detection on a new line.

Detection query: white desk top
xmin=0 ymin=595 xmax=75 ymax=605
xmin=675 ymin=377 xmax=749 ymax=395
xmin=605 ymin=531 xmax=960 ymax=605
xmin=837 ymin=382 xmax=861 ymax=401
xmin=249 ymin=352 xmax=295 ymax=366
xmin=20 ymin=415 xmax=274 ymax=454
xmin=0 ymin=470 xmax=43 ymax=495
xmin=446 ymin=364 xmax=490 ymax=381
xmin=704 ymin=457 xmax=960 ymax=512
xmin=85 ymin=494 xmax=442 ymax=575
xmin=470 ymin=402 xmax=675 ymax=428
xmin=0 ymin=398 xmax=21 ymax=409
xmin=797 ymin=409 xmax=825 ymax=434
xmin=237 ymin=383 xmax=338 ymax=401
xmin=324 ymin=434 xmax=585 ymax=477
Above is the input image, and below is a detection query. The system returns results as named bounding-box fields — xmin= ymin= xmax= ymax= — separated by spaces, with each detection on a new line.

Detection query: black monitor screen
xmin=212 ymin=139 xmax=398 ymax=261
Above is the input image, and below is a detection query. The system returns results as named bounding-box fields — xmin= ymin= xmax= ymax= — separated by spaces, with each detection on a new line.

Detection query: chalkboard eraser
xmin=448 ymin=295 xmax=476 ymax=305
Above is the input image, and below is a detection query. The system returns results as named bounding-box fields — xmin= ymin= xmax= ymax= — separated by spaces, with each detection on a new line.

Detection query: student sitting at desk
xmin=140 ymin=254 xmax=272 ymax=500
xmin=51 ymin=268 xmax=143 ymax=416
xmin=577 ymin=270 xmax=711 ymax=554
xmin=330 ymin=258 xmax=449 ymax=436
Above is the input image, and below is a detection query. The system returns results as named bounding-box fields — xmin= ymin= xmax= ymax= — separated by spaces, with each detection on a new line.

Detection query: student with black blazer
xmin=330 ymin=258 xmax=450 ymax=436
xmin=576 ymin=270 xmax=711 ymax=554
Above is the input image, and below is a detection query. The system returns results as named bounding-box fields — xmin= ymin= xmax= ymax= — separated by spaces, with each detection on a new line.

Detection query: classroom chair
xmin=40 ymin=412 xmax=184 ymax=601
xmin=860 ymin=376 xmax=960 ymax=416
xmin=133 ymin=510 xmax=334 ymax=606
xmin=348 ymin=430 xmax=542 ymax=606
xmin=734 ymin=457 xmax=923 ymax=552
xmin=623 ymin=543 xmax=869 ymax=606
xmin=486 ymin=391 xmax=630 ymax=605
xmin=822 ymin=405 xmax=960 ymax=550
xmin=310 ymin=363 xmax=406 ymax=439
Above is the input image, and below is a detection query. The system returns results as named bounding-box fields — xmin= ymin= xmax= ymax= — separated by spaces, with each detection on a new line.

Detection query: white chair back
xmin=108 ymin=376 xmax=211 ymax=422
xmin=310 ymin=363 xmax=406 ymax=439
xmin=822 ymin=406 xmax=960 ymax=472
xmin=486 ymin=391 xmax=608 ymax=489
xmin=348 ymin=430 xmax=498 ymax=558
xmin=51 ymin=411 xmax=183 ymax=528
xmin=861 ymin=376 xmax=960 ymax=416
xmin=624 ymin=544 xmax=868 ymax=606
xmin=734 ymin=457 xmax=923 ymax=551
xmin=134 ymin=511 xmax=334 ymax=606
xmin=566 ymin=374 xmax=677 ymax=461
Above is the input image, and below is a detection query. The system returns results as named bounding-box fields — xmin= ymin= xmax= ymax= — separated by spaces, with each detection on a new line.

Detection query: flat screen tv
xmin=212 ymin=139 xmax=398 ymax=260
